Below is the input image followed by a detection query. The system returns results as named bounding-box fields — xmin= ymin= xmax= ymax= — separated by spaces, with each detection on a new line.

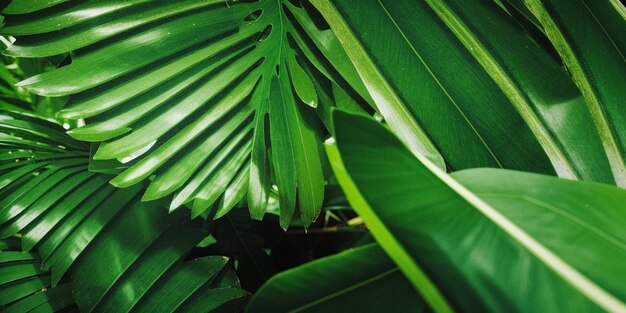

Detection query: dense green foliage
xmin=0 ymin=0 xmax=624 ymax=312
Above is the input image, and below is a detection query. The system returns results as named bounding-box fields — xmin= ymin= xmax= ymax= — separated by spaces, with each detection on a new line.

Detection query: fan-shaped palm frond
xmin=0 ymin=109 xmax=248 ymax=312
xmin=0 ymin=0 xmax=381 ymax=228
xmin=325 ymin=110 xmax=626 ymax=312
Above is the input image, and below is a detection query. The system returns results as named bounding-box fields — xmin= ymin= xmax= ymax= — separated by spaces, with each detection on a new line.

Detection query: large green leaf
xmin=0 ymin=0 xmax=381 ymax=228
xmin=0 ymin=238 xmax=76 ymax=313
xmin=67 ymin=205 xmax=249 ymax=313
xmin=0 ymin=110 xmax=248 ymax=312
xmin=327 ymin=110 xmax=626 ymax=312
xmin=312 ymin=0 xmax=617 ymax=184
xmin=247 ymin=243 xmax=425 ymax=313
xmin=517 ymin=0 xmax=626 ymax=186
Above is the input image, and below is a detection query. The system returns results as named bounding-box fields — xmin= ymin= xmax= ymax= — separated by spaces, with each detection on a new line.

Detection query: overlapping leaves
xmin=6 ymin=0 xmax=623 ymax=231
xmin=324 ymin=110 xmax=626 ymax=312
xmin=0 ymin=238 xmax=76 ymax=313
xmin=0 ymin=0 xmax=379 ymax=228
xmin=248 ymin=243 xmax=425 ymax=312
xmin=312 ymin=0 xmax=624 ymax=186
xmin=0 ymin=110 xmax=248 ymax=312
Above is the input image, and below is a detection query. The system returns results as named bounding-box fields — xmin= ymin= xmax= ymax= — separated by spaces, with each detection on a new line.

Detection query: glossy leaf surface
xmin=313 ymin=0 xmax=617 ymax=184
xmin=520 ymin=0 xmax=626 ymax=186
xmin=327 ymin=110 xmax=626 ymax=312
xmin=248 ymin=243 xmax=425 ymax=313
xmin=0 ymin=0 xmax=380 ymax=227
xmin=0 ymin=110 xmax=248 ymax=313
xmin=0 ymin=238 xmax=76 ymax=313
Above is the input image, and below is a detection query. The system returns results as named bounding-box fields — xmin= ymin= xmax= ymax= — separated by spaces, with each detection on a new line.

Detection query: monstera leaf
xmin=0 ymin=109 xmax=248 ymax=312
xmin=312 ymin=0 xmax=622 ymax=186
xmin=326 ymin=110 xmax=626 ymax=312
xmin=0 ymin=0 xmax=381 ymax=228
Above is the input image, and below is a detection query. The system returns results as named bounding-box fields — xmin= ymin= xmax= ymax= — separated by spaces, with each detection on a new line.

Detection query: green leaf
xmin=310 ymin=0 xmax=445 ymax=169
xmin=247 ymin=243 xmax=426 ymax=313
xmin=520 ymin=0 xmax=626 ymax=186
xmin=1 ymin=284 xmax=75 ymax=313
xmin=62 ymin=203 xmax=249 ymax=313
xmin=0 ymin=240 xmax=76 ymax=312
xmin=0 ymin=58 xmax=32 ymax=113
xmin=327 ymin=110 xmax=626 ymax=312
xmin=0 ymin=0 xmax=381 ymax=226
xmin=0 ymin=0 xmax=70 ymax=14
xmin=312 ymin=0 xmax=616 ymax=184
xmin=0 ymin=110 xmax=248 ymax=313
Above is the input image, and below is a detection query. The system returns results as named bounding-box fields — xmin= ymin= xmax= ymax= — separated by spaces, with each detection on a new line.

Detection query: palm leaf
xmin=0 ymin=238 xmax=76 ymax=313
xmin=0 ymin=0 xmax=382 ymax=228
xmin=0 ymin=109 xmax=248 ymax=312
xmin=247 ymin=243 xmax=425 ymax=313
xmin=326 ymin=110 xmax=626 ymax=312
xmin=312 ymin=0 xmax=618 ymax=184
xmin=67 ymin=205 xmax=249 ymax=313
xmin=0 ymin=45 xmax=70 ymax=117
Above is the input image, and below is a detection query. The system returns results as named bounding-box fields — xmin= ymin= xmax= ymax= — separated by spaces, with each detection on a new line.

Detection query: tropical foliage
xmin=0 ymin=0 xmax=624 ymax=312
